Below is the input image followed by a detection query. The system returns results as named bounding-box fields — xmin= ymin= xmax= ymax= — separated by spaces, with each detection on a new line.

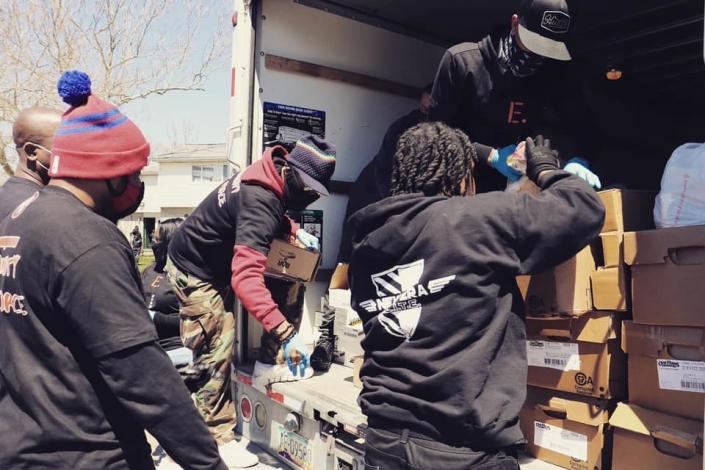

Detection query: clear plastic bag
xmin=654 ymin=143 xmax=705 ymax=228
xmin=505 ymin=141 xmax=527 ymax=193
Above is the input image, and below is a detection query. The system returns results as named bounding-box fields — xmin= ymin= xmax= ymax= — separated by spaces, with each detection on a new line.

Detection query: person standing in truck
xmin=166 ymin=135 xmax=336 ymax=449
xmin=310 ymin=86 xmax=433 ymax=371
xmin=335 ymin=84 xmax=432 ymax=266
xmin=429 ymin=0 xmax=602 ymax=193
xmin=348 ymin=122 xmax=604 ymax=469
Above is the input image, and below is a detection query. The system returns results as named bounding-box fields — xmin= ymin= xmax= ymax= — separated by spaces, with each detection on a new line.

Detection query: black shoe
xmin=311 ymin=307 xmax=336 ymax=372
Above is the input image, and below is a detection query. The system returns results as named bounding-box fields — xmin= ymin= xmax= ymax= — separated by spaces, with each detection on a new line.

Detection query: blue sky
xmin=122 ymin=3 xmax=232 ymax=154
xmin=124 ymin=69 xmax=231 ymax=152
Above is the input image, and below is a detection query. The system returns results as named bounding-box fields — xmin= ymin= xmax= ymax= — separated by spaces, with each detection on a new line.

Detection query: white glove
xmin=296 ymin=229 xmax=320 ymax=252
xmin=564 ymin=158 xmax=602 ymax=189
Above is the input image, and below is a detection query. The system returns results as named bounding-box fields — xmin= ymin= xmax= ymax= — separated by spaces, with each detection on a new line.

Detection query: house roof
xmin=142 ymin=161 xmax=159 ymax=175
xmin=155 ymin=143 xmax=227 ymax=162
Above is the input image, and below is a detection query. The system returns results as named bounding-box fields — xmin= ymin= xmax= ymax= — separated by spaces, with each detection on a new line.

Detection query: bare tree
xmin=0 ymin=0 xmax=228 ymax=175
xmin=167 ymin=118 xmax=197 ymax=147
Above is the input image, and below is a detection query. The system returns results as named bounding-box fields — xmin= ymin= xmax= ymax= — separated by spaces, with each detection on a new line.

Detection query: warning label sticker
xmin=656 ymin=359 xmax=705 ymax=393
xmin=527 ymin=340 xmax=581 ymax=372
xmin=534 ymin=421 xmax=588 ymax=462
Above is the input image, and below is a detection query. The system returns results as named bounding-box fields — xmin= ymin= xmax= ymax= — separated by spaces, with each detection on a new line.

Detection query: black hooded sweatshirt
xmin=349 ymin=171 xmax=604 ymax=449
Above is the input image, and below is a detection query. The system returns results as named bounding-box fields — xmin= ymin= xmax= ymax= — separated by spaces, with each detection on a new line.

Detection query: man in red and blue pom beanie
xmin=0 ymin=70 xmax=228 ymax=470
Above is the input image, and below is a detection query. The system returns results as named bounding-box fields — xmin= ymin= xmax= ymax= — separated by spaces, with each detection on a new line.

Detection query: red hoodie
xmin=168 ymin=146 xmax=298 ymax=332
xmin=231 ymin=147 xmax=298 ymax=331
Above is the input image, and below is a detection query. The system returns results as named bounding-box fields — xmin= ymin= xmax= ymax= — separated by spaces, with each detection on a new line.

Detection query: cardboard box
xmin=526 ymin=312 xmax=626 ymax=399
xmin=265 ymin=239 xmax=321 ymax=282
xmin=352 ymin=355 xmax=363 ymax=389
xmin=520 ymin=387 xmax=611 ymax=470
xmin=329 ymin=263 xmax=349 ymax=290
xmin=599 ymin=231 xmax=622 ymax=268
xmin=609 ymin=403 xmax=703 ymax=470
xmin=624 ymin=224 xmax=705 ymax=326
xmin=622 ymin=321 xmax=705 ymax=420
xmin=598 ymin=189 xmax=655 ymax=233
xmin=331 ymin=290 xmax=364 ymax=368
xmin=518 ymin=244 xmax=597 ymax=316
xmin=590 ymin=266 xmax=628 ymax=311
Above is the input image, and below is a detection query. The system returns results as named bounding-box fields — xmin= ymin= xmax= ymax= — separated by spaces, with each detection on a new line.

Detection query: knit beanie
xmin=49 ymin=70 xmax=150 ymax=179
xmin=287 ymin=135 xmax=336 ymax=196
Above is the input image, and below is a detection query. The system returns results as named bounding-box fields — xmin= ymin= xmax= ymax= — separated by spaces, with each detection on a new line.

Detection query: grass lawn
xmin=137 ymin=253 xmax=155 ymax=273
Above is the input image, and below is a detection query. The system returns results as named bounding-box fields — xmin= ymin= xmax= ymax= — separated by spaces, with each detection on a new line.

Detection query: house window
xmin=192 ymin=165 xmax=202 ymax=182
xmin=191 ymin=165 xmax=232 ymax=183
xmin=192 ymin=165 xmax=223 ymax=183
xmin=201 ymin=165 xmax=214 ymax=182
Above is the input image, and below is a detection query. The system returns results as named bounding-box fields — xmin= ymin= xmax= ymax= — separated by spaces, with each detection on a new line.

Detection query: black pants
xmin=364 ymin=428 xmax=520 ymax=470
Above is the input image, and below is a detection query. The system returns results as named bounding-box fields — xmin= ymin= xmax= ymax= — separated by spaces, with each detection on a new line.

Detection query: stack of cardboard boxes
xmin=517 ymin=189 xmax=657 ymax=470
xmin=324 ymin=264 xmax=365 ymax=385
xmin=609 ymin=198 xmax=705 ymax=470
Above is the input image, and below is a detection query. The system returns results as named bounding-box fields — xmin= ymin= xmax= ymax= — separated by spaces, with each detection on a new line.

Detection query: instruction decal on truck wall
xmin=263 ymin=102 xmax=325 ymax=145
xmin=287 ymin=210 xmax=323 ymax=251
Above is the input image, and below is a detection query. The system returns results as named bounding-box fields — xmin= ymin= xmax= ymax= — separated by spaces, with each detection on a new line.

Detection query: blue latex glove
xmin=564 ymin=157 xmax=602 ymax=189
xmin=282 ymin=333 xmax=309 ymax=377
xmin=296 ymin=229 xmax=320 ymax=252
xmin=488 ymin=145 xmax=522 ymax=182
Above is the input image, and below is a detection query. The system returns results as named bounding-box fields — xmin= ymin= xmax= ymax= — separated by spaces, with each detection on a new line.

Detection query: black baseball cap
xmin=517 ymin=0 xmax=572 ymax=61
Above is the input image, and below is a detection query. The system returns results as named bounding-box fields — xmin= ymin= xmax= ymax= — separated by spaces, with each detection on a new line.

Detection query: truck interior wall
xmin=296 ymin=0 xmax=704 ymax=193
xmin=246 ymin=0 xmax=444 ymax=350
xmin=243 ymin=0 xmax=703 ymax=354
xmin=579 ymin=80 xmax=703 ymax=191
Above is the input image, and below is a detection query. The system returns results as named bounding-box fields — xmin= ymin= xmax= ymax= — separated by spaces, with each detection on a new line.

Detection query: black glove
xmin=525 ymin=135 xmax=560 ymax=184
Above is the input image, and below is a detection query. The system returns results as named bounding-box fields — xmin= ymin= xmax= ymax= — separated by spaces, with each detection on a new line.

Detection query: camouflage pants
xmin=259 ymin=277 xmax=306 ymax=365
xmin=166 ymin=260 xmax=236 ymax=444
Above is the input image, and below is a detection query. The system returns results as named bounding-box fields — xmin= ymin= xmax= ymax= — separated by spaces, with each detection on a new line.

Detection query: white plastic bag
xmin=654 ymin=143 xmax=705 ymax=228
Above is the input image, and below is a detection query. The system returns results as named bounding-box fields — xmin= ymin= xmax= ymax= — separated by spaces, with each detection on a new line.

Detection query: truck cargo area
xmin=227 ymin=0 xmax=705 ymax=469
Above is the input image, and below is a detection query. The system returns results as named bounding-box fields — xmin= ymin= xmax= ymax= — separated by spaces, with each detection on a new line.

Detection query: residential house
xmin=119 ymin=143 xmax=234 ymax=248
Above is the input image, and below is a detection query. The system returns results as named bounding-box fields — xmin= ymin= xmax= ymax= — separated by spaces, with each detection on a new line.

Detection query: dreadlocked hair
xmin=390 ymin=122 xmax=477 ymax=197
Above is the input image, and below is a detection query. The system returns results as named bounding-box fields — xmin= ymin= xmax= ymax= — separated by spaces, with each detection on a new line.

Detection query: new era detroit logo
xmin=361 ymin=260 xmax=455 ymax=340
xmin=371 ymin=260 xmax=425 ymax=297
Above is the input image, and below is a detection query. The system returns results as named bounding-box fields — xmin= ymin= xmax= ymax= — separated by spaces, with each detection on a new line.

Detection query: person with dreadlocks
xmin=348 ymin=122 xmax=604 ymax=469
xmin=429 ymin=0 xmax=603 ymax=193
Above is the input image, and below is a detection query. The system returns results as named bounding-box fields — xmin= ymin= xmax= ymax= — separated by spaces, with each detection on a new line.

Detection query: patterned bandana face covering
xmin=497 ymin=33 xmax=544 ymax=78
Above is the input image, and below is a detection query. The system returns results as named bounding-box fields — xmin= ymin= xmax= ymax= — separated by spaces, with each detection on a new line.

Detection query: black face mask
xmin=497 ymin=32 xmax=544 ymax=78
xmin=23 ymin=143 xmax=52 ymax=185
xmin=105 ymin=177 xmax=145 ymax=223
xmin=284 ymin=169 xmax=320 ymax=210
xmin=152 ymin=241 xmax=168 ymax=271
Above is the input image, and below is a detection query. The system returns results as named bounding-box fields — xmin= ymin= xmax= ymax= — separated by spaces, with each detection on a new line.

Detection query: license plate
xmin=276 ymin=424 xmax=313 ymax=470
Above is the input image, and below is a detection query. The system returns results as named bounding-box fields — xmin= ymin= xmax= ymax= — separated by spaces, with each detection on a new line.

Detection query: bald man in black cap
xmin=0 ymin=107 xmax=62 ymax=219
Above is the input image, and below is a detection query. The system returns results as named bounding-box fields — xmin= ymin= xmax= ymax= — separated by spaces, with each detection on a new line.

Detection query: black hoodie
xmin=429 ymin=35 xmax=599 ymax=193
xmin=349 ymin=171 xmax=604 ymax=449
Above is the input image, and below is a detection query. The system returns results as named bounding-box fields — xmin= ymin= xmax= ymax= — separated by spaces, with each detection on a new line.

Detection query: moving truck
xmin=226 ymin=1 xmax=704 ymax=468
